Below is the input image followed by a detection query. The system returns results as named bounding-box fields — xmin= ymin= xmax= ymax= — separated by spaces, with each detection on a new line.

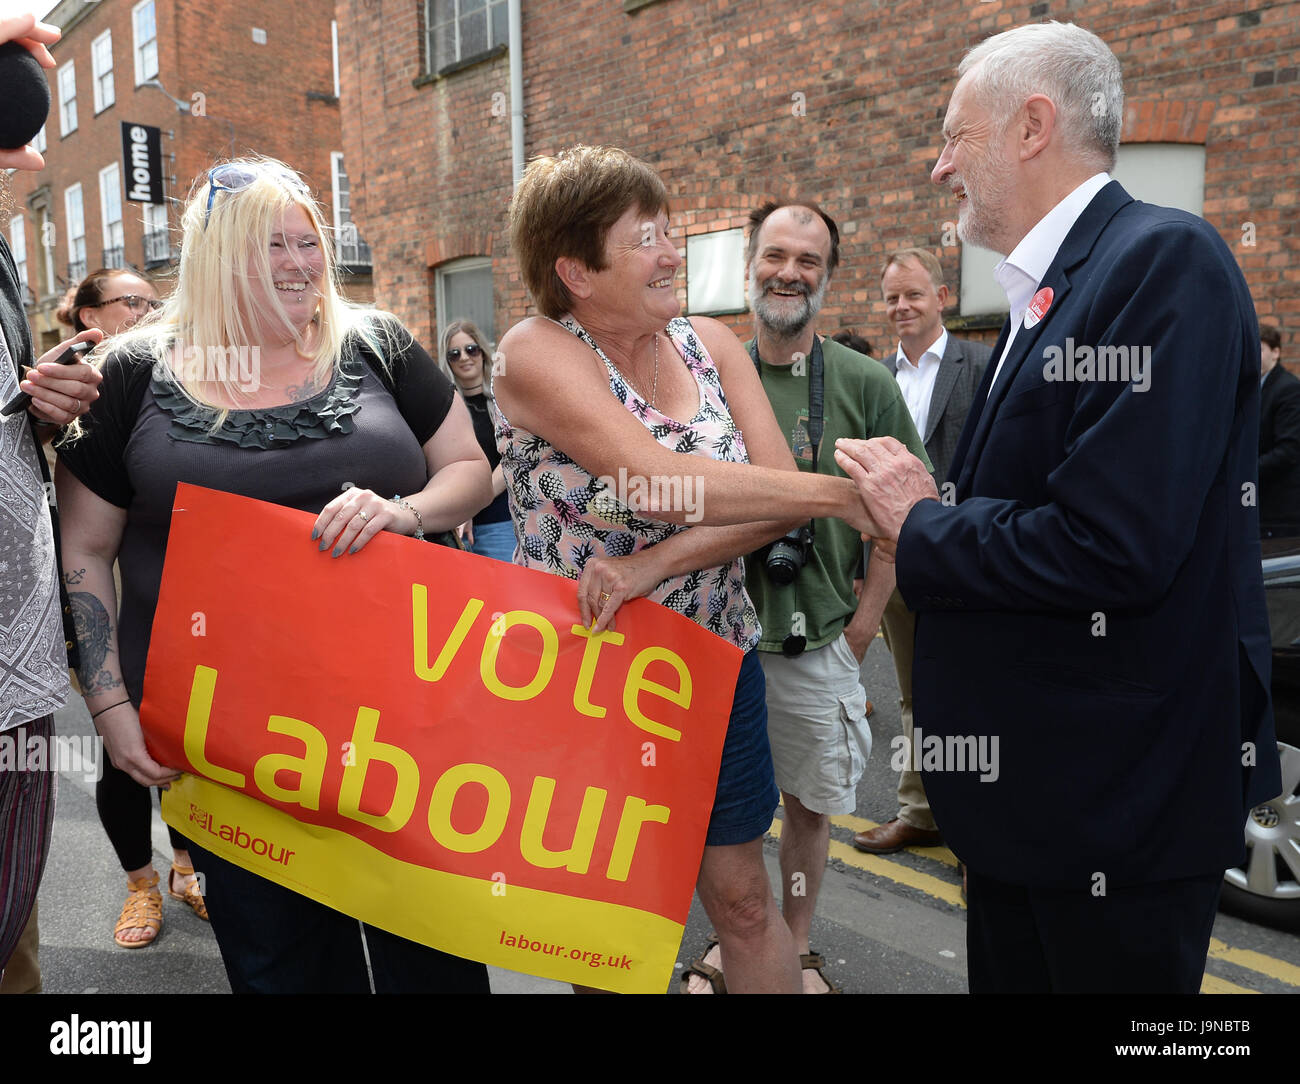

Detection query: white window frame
xmin=99 ymin=163 xmax=124 ymax=261
xmin=434 ymin=256 xmax=495 ymax=354
xmin=142 ymin=201 xmax=170 ymax=263
xmin=133 ymin=0 xmax=159 ymax=86
xmin=32 ymin=124 xmax=45 ymax=154
xmin=330 ymin=151 xmax=370 ymax=267
xmin=57 ymin=60 xmax=77 ymax=136
xmin=64 ymin=184 xmax=86 ymax=280
xmin=9 ymin=217 xmax=28 ymax=291
xmin=427 ymin=0 xmax=509 ymax=72
xmin=92 ymin=29 xmax=115 ymax=114
xmin=686 ymin=228 xmax=745 ymax=315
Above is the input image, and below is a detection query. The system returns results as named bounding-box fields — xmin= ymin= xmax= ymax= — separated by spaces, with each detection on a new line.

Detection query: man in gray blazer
xmin=853 ymin=248 xmax=990 ymax=854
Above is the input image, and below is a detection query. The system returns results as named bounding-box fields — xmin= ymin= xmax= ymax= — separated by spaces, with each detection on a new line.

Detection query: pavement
xmin=23 ymin=635 xmax=1300 ymax=998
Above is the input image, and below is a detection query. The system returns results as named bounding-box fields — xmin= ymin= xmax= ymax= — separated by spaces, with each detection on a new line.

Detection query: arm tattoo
xmin=68 ymin=590 xmax=124 ymax=695
xmin=63 ymin=568 xmax=86 ymax=585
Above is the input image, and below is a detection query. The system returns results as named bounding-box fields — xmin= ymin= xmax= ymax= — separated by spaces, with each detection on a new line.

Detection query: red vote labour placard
xmin=141 ymin=484 xmax=739 ymax=993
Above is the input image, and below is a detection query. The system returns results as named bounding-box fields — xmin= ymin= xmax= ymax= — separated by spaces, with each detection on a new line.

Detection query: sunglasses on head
xmin=89 ymin=294 xmax=163 ymax=312
xmin=204 ymin=163 xmax=311 ymax=230
xmin=446 ymin=343 xmax=482 ymax=362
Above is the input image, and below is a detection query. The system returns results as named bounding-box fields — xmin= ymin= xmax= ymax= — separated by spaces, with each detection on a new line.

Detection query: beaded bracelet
xmin=389 ymin=495 xmax=425 ymax=540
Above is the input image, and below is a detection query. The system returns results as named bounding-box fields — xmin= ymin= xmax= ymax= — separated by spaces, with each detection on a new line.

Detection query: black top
xmin=464 ymin=392 xmax=510 ymax=524
xmin=59 ymin=320 xmax=455 ymax=702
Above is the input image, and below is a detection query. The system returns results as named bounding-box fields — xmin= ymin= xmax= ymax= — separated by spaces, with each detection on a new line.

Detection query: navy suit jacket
xmin=896 ymin=181 xmax=1281 ymax=889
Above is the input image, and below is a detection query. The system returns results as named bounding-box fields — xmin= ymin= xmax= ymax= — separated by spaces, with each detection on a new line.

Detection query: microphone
xmin=0 ymin=41 xmax=52 ymax=150
xmin=1 ymin=341 xmax=95 ymax=417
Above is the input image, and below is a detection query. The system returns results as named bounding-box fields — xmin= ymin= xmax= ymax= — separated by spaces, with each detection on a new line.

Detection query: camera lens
xmin=766 ymin=542 xmax=800 ymax=586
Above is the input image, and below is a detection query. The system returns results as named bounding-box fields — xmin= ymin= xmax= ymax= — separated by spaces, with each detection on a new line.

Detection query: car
xmin=1219 ymin=537 xmax=1300 ymax=929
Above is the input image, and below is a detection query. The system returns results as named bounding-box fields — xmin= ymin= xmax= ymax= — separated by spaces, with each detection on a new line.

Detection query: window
xmin=330 ymin=152 xmax=371 ymax=269
xmin=133 ymin=0 xmax=158 ymax=85
xmin=427 ymin=0 xmax=508 ymax=73
xmin=9 ymin=217 xmax=28 ymax=292
xmin=958 ymin=144 xmax=1209 ymax=318
xmin=57 ymin=61 xmax=77 ymax=136
xmin=435 ymin=257 xmax=495 ymax=353
xmin=32 ymin=125 xmax=45 ymax=154
xmin=142 ymin=202 xmax=170 ymax=264
xmin=65 ymin=184 xmax=86 ymax=282
xmin=99 ymin=164 xmax=125 ymax=267
xmin=92 ymin=30 xmax=115 ymax=113
xmin=686 ymin=228 xmax=744 ymax=315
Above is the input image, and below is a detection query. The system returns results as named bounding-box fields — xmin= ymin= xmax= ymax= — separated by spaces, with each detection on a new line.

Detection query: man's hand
xmin=834 ymin=436 xmax=939 ymax=544
xmin=23 ymin=330 xmax=104 ymax=428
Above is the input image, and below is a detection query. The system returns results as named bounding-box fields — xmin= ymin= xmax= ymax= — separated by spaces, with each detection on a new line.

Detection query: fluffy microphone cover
xmin=0 ymin=41 xmax=52 ymax=150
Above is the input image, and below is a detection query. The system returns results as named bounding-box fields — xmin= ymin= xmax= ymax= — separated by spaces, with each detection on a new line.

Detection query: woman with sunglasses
xmin=59 ymin=267 xmax=207 ymax=954
xmin=439 ymin=319 xmax=514 ymax=562
xmin=57 ymin=268 xmax=161 ymax=336
xmin=56 ymin=157 xmax=493 ymax=993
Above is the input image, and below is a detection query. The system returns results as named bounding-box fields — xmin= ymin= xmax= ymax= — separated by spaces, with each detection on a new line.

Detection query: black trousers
xmin=188 ymin=840 xmax=490 ymax=994
xmin=965 ymin=866 xmax=1222 ymax=993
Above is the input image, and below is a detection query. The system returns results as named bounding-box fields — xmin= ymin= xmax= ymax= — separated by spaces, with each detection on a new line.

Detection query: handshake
xmin=832 ymin=436 xmax=940 ymax=561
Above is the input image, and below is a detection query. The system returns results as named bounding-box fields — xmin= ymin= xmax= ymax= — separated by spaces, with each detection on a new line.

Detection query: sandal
xmin=678 ymin=938 xmax=726 ymax=994
xmin=168 ymin=863 xmax=210 ymax=921
xmin=800 ymin=951 xmax=842 ymax=994
xmin=114 ymin=873 xmax=162 ymax=949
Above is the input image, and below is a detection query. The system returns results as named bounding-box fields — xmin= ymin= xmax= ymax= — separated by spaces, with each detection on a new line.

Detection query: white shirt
xmin=987 ymin=173 xmax=1112 ymax=396
xmin=894 ymin=326 xmax=949 ymax=439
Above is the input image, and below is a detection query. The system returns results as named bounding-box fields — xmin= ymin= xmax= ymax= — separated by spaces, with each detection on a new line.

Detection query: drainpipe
xmin=509 ymin=0 xmax=524 ymax=188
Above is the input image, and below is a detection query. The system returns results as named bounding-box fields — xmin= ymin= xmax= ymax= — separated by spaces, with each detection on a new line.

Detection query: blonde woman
xmin=56 ymin=157 xmax=492 ymax=992
xmin=439 ymin=318 xmax=514 ymax=561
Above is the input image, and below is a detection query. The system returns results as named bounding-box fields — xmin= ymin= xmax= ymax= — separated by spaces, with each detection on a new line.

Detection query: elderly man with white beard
xmin=679 ymin=199 xmax=930 ymax=993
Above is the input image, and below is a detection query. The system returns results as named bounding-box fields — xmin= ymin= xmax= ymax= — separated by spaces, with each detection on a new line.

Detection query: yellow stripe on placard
xmin=162 ymin=775 xmax=681 ymax=994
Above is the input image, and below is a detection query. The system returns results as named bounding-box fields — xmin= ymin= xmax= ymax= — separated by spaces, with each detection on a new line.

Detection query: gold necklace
xmin=620 ymin=333 xmax=660 ymax=408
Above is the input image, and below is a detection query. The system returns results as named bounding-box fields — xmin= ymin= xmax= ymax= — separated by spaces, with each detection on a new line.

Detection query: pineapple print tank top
xmin=492 ymin=315 xmax=761 ymax=651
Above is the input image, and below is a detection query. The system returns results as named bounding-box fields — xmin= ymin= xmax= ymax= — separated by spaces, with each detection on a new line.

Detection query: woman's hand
xmin=312 ymin=487 xmax=410 ymax=556
xmin=94 ymin=702 xmax=182 ymax=788
xmin=457 ymin=520 xmax=475 ymax=546
xmin=577 ymin=549 xmax=669 ymax=634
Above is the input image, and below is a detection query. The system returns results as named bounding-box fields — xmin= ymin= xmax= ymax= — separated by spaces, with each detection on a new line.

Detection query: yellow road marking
xmin=827 ymin=814 xmax=960 ymax=866
xmin=767 ymin=818 xmax=965 ymax=909
xmin=768 ymin=820 xmax=1300 ymax=989
xmin=1208 ymin=937 xmax=1300 ymax=988
xmin=1200 ymin=972 xmax=1257 ymax=994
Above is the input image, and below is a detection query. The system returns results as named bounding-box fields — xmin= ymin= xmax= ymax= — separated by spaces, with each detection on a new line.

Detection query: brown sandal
xmin=168 ymin=863 xmax=210 ymax=921
xmin=114 ymin=873 xmax=162 ymax=949
xmin=801 ymin=951 xmax=843 ymax=994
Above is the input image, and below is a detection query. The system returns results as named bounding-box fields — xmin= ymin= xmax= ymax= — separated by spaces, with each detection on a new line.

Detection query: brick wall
xmin=7 ymin=0 xmax=368 ymax=351
xmin=337 ymin=0 xmax=1297 ymax=362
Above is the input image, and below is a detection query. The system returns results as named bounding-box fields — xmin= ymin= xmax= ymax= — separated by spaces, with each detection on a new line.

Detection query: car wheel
xmin=1220 ymin=730 xmax=1300 ymax=930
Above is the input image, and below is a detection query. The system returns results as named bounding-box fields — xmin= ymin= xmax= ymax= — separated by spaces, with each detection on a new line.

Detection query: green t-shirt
xmin=744 ymin=336 xmax=931 ymax=652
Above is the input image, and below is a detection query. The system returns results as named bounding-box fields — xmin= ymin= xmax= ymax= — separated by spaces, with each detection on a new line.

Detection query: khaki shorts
xmin=758 ymin=633 xmax=872 ymax=816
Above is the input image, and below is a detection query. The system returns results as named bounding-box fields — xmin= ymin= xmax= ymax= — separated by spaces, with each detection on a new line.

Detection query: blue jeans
xmin=469 ymin=519 xmax=517 ymax=563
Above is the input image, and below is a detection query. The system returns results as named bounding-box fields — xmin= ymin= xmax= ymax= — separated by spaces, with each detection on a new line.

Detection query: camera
xmin=764 ymin=522 xmax=815 ymax=587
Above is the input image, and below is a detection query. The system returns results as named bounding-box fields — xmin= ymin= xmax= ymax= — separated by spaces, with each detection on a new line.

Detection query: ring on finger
xmin=356 ymin=511 xmax=370 ymax=523
xmin=599 ymin=591 xmax=611 ymax=603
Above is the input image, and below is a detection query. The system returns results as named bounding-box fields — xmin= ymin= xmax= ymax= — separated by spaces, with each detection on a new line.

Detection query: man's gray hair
xmin=959 ymin=21 xmax=1123 ymax=170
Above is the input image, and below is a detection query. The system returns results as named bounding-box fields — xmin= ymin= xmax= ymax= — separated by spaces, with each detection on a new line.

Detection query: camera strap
xmin=749 ymin=335 xmax=826 ymax=471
